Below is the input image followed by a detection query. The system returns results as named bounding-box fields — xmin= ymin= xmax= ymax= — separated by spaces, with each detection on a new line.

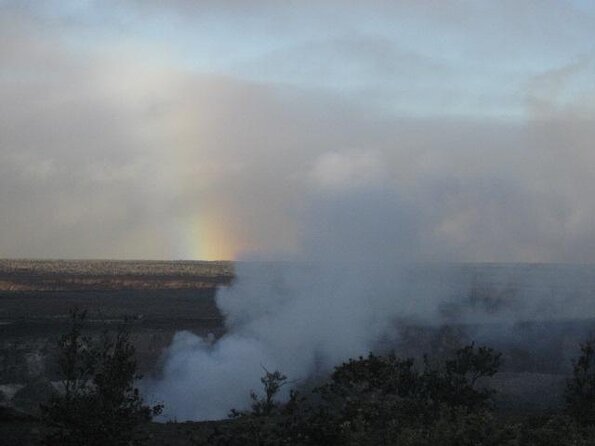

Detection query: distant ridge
xmin=0 ymin=259 xmax=234 ymax=291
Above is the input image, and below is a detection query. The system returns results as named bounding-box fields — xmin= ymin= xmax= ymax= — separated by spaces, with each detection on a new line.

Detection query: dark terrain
xmin=2 ymin=260 xmax=595 ymax=445
xmin=0 ymin=260 xmax=232 ymax=400
xmin=0 ymin=259 xmax=235 ymax=445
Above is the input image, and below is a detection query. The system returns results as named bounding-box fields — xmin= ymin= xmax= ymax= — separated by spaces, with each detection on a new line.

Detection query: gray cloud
xmin=1 ymin=1 xmax=595 ymax=261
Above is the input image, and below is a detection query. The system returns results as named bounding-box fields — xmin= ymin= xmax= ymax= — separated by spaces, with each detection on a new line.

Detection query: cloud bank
xmin=1 ymin=1 xmax=595 ymax=261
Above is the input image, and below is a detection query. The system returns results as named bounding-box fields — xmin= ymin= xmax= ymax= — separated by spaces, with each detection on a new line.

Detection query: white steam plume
xmin=146 ymin=187 xmax=441 ymax=420
xmin=145 ymin=187 xmax=595 ymax=421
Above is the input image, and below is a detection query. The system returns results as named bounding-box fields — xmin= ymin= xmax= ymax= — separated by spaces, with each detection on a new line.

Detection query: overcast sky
xmin=1 ymin=0 xmax=595 ymax=262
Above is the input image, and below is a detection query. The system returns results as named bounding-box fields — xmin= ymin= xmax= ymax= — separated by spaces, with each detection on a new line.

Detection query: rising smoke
xmin=145 ymin=186 xmax=434 ymax=420
xmin=146 ymin=186 xmax=595 ymax=420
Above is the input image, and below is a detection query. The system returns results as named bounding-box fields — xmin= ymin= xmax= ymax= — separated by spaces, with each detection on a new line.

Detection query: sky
xmin=1 ymin=0 xmax=595 ymax=262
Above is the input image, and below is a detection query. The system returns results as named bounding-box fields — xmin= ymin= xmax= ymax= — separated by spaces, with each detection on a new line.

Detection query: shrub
xmin=306 ymin=344 xmax=501 ymax=444
xmin=195 ymin=369 xmax=297 ymax=446
xmin=201 ymin=344 xmax=502 ymax=446
xmin=565 ymin=340 xmax=595 ymax=425
xmin=40 ymin=309 xmax=162 ymax=446
xmin=230 ymin=368 xmax=289 ymax=418
xmin=397 ymin=406 xmax=519 ymax=446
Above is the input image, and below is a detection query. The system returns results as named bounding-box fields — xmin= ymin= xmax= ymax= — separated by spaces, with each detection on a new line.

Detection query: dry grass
xmin=0 ymin=259 xmax=233 ymax=291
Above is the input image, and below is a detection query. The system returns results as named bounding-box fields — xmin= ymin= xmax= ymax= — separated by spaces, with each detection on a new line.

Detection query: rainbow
xmin=170 ymin=211 xmax=242 ymax=261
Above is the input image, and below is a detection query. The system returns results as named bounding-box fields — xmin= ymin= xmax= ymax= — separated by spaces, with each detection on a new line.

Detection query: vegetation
xmin=33 ymin=313 xmax=595 ymax=445
xmin=194 ymin=344 xmax=500 ymax=445
xmin=40 ymin=309 xmax=162 ymax=446
xmin=191 ymin=342 xmax=595 ymax=446
xmin=565 ymin=340 xmax=595 ymax=425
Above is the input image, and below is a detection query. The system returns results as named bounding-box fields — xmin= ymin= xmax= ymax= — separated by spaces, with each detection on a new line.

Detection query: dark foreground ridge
xmin=2 ymin=260 xmax=595 ymax=444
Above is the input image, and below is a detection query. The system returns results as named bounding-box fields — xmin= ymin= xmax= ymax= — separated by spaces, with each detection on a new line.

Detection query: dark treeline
xmin=191 ymin=343 xmax=595 ymax=446
xmin=37 ymin=311 xmax=595 ymax=445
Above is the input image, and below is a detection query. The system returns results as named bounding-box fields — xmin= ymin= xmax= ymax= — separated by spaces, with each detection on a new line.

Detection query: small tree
xmin=195 ymin=368 xmax=291 ymax=446
xmin=566 ymin=340 xmax=595 ymax=425
xmin=41 ymin=309 xmax=162 ymax=446
xmin=248 ymin=368 xmax=288 ymax=417
xmin=424 ymin=342 xmax=501 ymax=411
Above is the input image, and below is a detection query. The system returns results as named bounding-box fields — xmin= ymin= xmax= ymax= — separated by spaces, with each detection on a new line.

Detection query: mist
xmin=146 ymin=188 xmax=595 ymax=420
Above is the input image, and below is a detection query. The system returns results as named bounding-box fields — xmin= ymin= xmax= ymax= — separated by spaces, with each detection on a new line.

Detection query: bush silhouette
xmin=566 ymin=340 xmax=595 ymax=425
xmin=41 ymin=309 xmax=162 ymax=446
xmin=199 ymin=344 xmax=502 ymax=445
